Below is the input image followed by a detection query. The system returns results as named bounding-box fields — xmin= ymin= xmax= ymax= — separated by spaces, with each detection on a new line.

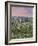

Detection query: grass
xmin=11 ymin=21 xmax=33 ymax=39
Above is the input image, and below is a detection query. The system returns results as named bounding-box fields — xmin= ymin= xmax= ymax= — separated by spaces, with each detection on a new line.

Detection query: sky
xmin=11 ymin=7 xmax=33 ymax=17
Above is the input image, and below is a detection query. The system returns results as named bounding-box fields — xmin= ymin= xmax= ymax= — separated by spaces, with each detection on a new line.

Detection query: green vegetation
xmin=10 ymin=17 xmax=33 ymax=39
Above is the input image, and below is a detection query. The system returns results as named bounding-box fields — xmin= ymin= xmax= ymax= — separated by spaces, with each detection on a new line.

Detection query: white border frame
xmin=5 ymin=2 xmax=37 ymax=44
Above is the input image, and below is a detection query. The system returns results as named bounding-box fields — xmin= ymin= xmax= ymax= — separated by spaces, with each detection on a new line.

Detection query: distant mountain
xmin=11 ymin=16 xmax=33 ymax=23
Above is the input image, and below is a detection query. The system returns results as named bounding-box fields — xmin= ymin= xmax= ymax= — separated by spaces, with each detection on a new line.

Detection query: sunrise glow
xmin=11 ymin=7 xmax=33 ymax=16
